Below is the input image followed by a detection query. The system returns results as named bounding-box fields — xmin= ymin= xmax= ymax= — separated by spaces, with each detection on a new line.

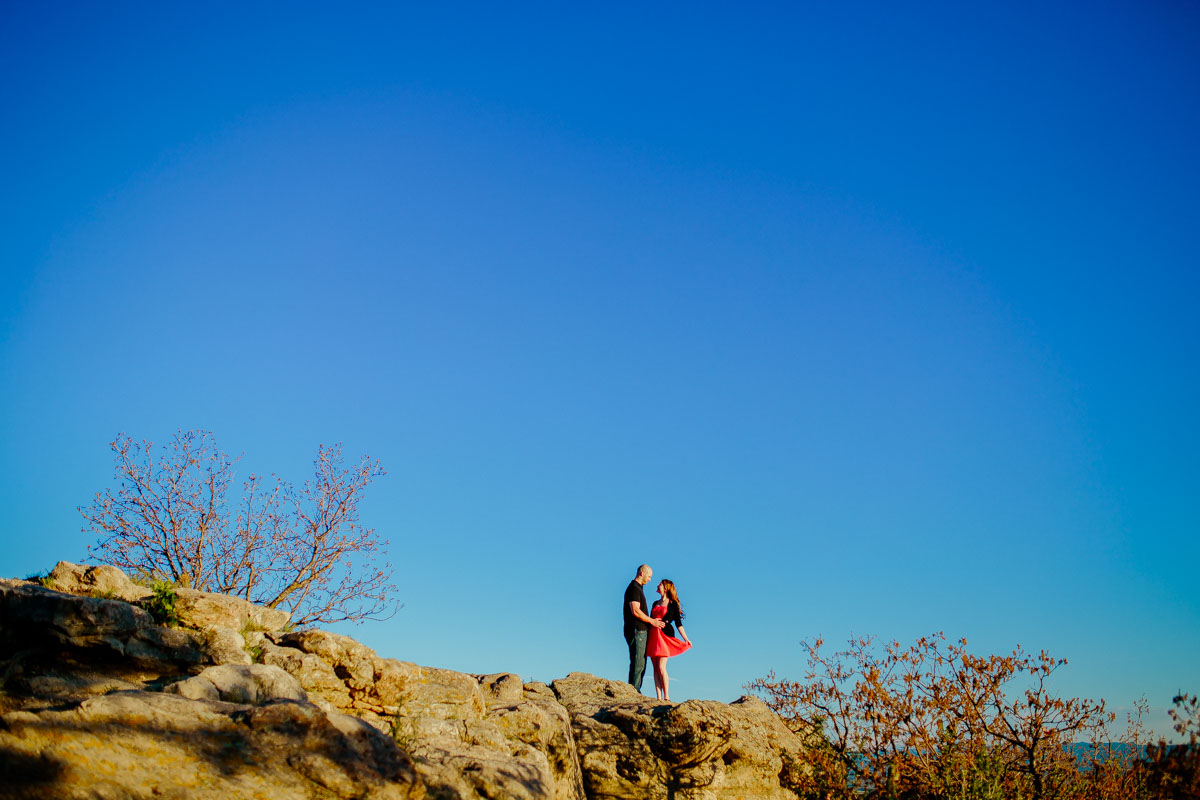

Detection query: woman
xmin=646 ymin=578 xmax=692 ymax=702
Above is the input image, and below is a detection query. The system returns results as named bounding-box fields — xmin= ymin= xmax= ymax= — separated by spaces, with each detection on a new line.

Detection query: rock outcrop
xmin=551 ymin=673 xmax=808 ymax=800
xmin=0 ymin=562 xmax=809 ymax=799
xmin=0 ymin=689 xmax=421 ymax=800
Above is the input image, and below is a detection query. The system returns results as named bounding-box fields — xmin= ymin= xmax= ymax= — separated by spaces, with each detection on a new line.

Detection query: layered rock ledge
xmin=0 ymin=562 xmax=807 ymax=799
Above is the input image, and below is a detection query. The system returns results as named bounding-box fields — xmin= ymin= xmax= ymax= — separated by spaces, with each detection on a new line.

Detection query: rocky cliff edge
xmin=0 ymin=562 xmax=808 ymax=800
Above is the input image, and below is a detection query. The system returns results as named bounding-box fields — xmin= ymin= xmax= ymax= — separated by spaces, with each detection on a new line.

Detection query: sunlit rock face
xmin=550 ymin=672 xmax=810 ymax=800
xmin=0 ymin=562 xmax=808 ymax=799
xmin=0 ymin=690 xmax=423 ymax=800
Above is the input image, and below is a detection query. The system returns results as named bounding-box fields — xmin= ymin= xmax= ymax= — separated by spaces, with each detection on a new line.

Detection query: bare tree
xmin=80 ymin=430 xmax=396 ymax=625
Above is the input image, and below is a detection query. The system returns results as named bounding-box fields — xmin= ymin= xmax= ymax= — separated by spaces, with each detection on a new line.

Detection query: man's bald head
xmin=635 ymin=564 xmax=652 ymax=584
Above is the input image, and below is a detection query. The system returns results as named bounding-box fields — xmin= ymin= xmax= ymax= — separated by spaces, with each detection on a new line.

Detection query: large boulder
xmin=0 ymin=690 xmax=423 ymax=800
xmin=0 ymin=579 xmax=249 ymax=685
xmin=173 ymin=586 xmax=291 ymax=632
xmin=199 ymin=625 xmax=253 ymax=666
xmin=42 ymin=561 xmax=291 ymax=633
xmin=165 ymin=664 xmax=307 ymax=704
xmin=258 ymin=635 xmax=355 ymax=708
xmin=487 ymin=683 xmax=588 ymax=800
xmin=389 ymin=678 xmax=586 ymax=800
xmin=0 ymin=578 xmax=151 ymax=646
xmin=271 ymin=630 xmax=390 ymax=699
xmin=551 ymin=672 xmax=809 ymax=800
xmin=47 ymin=562 xmax=152 ymax=603
xmin=258 ymin=634 xmax=587 ymax=800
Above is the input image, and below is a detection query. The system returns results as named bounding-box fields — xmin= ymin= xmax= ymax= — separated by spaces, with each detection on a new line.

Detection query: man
xmin=623 ymin=563 xmax=664 ymax=692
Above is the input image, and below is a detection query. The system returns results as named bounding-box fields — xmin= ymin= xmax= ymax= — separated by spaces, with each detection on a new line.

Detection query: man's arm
xmin=630 ymin=601 xmax=665 ymax=628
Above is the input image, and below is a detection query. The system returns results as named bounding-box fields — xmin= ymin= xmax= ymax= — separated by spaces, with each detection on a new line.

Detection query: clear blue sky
xmin=2 ymin=2 xmax=1197 ymax=737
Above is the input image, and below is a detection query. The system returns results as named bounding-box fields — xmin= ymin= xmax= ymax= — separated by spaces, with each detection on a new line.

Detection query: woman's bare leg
xmin=651 ymin=657 xmax=665 ymax=699
xmin=661 ymin=658 xmax=671 ymax=702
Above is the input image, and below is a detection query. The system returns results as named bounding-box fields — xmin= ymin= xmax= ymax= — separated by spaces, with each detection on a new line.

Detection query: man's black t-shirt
xmin=622 ymin=579 xmax=649 ymax=640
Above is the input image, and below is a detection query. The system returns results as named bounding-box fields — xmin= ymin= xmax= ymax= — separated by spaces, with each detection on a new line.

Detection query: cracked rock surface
xmin=1 ymin=563 xmax=808 ymax=799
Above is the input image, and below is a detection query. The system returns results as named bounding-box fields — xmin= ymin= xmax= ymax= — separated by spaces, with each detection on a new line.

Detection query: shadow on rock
xmin=0 ymin=691 xmax=422 ymax=800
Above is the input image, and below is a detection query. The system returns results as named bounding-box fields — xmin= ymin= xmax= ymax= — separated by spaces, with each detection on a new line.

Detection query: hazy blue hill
xmin=1066 ymin=741 xmax=1142 ymax=766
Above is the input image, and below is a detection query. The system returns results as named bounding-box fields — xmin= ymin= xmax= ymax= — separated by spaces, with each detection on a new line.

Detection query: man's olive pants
xmin=626 ymin=628 xmax=648 ymax=692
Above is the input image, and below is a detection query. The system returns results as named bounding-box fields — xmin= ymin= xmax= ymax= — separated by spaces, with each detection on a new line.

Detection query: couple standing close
xmin=622 ymin=564 xmax=693 ymax=701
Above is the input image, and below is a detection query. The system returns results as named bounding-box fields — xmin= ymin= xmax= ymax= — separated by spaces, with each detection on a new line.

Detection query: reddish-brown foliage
xmin=80 ymin=430 xmax=396 ymax=625
xmin=1143 ymin=693 xmax=1200 ymax=800
xmin=746 ymin=633 xmax=1143 ymax=800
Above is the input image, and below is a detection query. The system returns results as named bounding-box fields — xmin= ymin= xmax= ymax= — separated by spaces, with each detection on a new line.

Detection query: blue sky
xmin=2 ymin=2 xmax=1197 ymax=737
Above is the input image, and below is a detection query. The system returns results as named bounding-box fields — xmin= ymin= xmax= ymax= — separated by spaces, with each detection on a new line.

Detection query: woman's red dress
xmin=645 ymin=603 xmax=691 ymax=658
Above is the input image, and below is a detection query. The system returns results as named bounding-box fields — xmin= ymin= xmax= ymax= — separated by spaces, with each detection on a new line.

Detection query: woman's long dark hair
xmin=660 ymin=579 xmax=684 ymax=620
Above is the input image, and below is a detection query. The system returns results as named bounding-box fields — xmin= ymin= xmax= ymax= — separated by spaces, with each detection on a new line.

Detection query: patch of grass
xmin=23 ymin=570 xmax=57 ymax=590
xmin=240 ymin=617 xmax=268 ymax=662
xmin=143 ymin=580 xmax=180 ymax=627
xmin=390 ymin=713 xmax=420 ymax=751
xmin=387 ymin=689 xmax=423 ymax=752
xmin=129 ymin=569 xmax=166 ymax=589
